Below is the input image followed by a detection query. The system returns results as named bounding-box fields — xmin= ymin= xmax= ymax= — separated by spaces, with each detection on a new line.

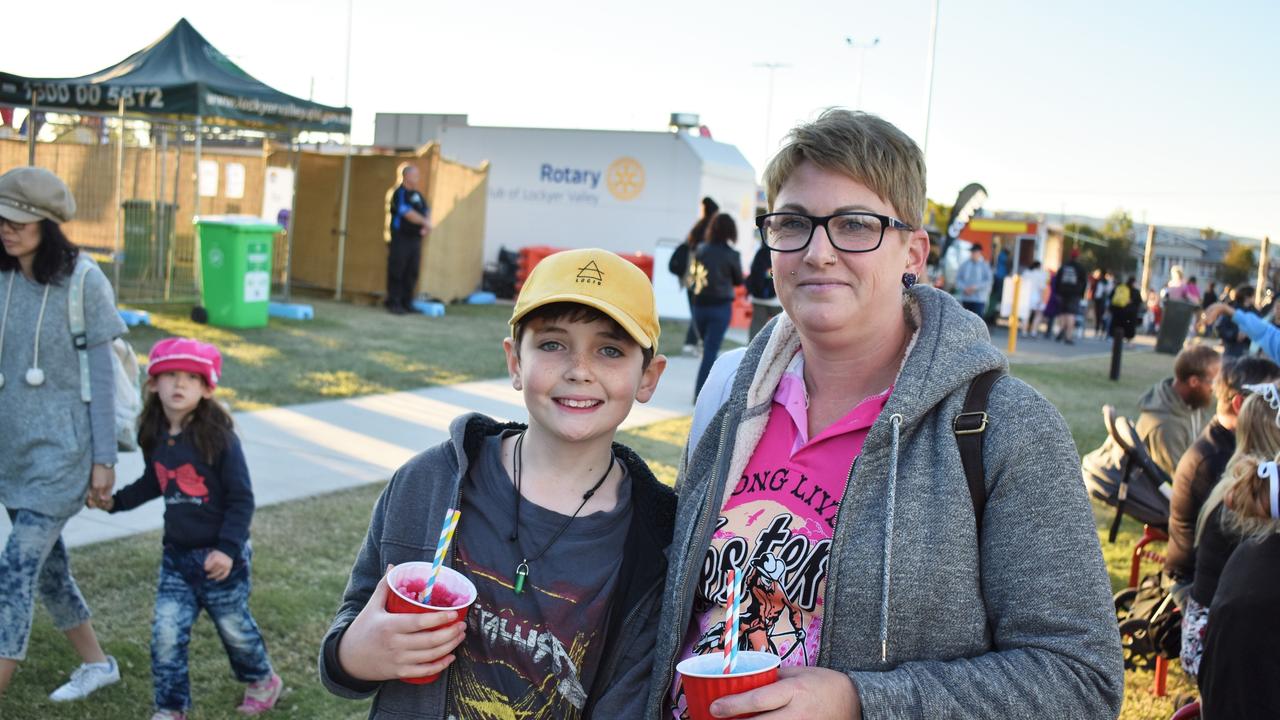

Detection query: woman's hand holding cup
xmin=707 ymin=666 xmax=861 ymax=720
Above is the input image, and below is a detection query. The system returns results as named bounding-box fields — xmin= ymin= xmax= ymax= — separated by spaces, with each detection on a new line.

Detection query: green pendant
xmin=514 ymin=562 xmax=529 ymax=595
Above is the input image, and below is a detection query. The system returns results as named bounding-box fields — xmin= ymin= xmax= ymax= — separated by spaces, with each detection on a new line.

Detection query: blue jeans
xmin=152 ymin=544 xmax=273 ymax=712
xmin=684 ymin=290 xmax=701 ymax=346
xmin=0 ymin=507 xmax=93 ymax=660
xmin=691 ymin=302 xmax=733 ymax=399
xmin=961 ymin=299 xmax=987 ymax=317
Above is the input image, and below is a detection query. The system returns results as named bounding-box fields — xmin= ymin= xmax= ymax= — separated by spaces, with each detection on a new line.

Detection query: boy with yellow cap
xmin=321 ymin=249 xmax=672 ymax=718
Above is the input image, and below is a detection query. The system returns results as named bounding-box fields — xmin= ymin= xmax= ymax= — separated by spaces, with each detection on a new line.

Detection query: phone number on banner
xmin=22 ymin=82 xmax=165 ymax=110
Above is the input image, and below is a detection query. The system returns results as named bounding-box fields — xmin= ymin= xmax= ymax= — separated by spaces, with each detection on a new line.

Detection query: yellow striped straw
xmin=423 ymin=508 xmax=461 ymax=603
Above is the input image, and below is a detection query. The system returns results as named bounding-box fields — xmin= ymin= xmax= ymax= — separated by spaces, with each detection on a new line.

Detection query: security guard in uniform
xmin=386 ymin=164 xmax=431 ymax=314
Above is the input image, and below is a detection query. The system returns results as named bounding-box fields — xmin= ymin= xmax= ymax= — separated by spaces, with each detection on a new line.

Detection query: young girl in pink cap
xmin=95 ymin=337 xmax=281 ymax=719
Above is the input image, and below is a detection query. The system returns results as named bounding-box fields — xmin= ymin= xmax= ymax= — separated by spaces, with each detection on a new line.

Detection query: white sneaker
xmin=49 ymin=655 xmax=120 ymax=701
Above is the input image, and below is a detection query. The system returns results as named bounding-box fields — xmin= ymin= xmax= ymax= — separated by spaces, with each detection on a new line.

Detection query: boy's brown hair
xmin=512 ymin=302 xmax=655 ymax=370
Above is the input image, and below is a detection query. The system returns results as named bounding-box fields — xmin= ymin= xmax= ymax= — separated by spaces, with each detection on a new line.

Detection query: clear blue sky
xmin=6 ymin=0 xmax=1277 ymax=238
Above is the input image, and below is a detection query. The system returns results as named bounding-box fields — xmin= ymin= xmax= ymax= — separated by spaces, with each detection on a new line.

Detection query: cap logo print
xmin=576 ymin=260 xmax=604 ymax=286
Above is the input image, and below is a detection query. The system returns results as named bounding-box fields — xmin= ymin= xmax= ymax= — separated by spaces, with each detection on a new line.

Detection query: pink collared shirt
xmin=669 ymin=350 xmax=893 ymax=718
xmin=774 ymin=353 xmax=893 ymax=456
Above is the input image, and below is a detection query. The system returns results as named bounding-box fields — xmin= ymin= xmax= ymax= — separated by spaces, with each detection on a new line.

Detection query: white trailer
xmin=375 ymin=114 xmax=758 ymax=319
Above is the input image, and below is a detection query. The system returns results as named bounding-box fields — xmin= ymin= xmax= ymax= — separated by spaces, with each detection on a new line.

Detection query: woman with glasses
xmin=0 ymin=167 xmax=127 ymax=702
xmin=689 ymin=213 xmax=742 ymax=399
xmin=647 ymin=110 xmax=1122 ymax=719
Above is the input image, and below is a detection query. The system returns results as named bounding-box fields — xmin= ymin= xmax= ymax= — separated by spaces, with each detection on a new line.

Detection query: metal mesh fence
xmin=1 ymin=106 xmax=293 ymax=304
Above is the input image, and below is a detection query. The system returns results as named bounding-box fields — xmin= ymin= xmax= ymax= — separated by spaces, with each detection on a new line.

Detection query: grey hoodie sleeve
xmin=319 ymin=480 xmax=391 ymax=699
xmin=849 ymin=386 xmax=1124 ymax=719
xmin=87 ymin=340 xmax=118 ymax=465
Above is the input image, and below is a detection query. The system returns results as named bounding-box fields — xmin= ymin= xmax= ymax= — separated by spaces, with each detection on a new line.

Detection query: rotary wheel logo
xmin=606 ymin=157 xmax=645 ymax=201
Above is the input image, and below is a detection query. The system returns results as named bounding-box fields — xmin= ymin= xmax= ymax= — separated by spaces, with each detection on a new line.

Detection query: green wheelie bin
xmin=194 ymin=216 xmax=279 ymax=328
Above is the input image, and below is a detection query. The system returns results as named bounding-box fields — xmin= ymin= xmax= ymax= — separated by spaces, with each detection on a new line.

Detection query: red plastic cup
xmin=677 ymin=651 xmax=781 ymax=720
xmin=384 ymin=562 xmax=477 ymax=684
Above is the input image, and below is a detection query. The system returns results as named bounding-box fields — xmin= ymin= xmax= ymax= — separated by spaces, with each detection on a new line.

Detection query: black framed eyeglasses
xmin=755 ymin=212 xmax=915 ymax=253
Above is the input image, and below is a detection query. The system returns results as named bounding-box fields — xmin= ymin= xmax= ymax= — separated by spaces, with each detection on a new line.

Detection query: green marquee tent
xmin=0 ymin=18 xmax=350 ymax=132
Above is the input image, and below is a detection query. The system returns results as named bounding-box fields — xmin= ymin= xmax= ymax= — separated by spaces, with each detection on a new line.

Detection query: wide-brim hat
xmin=0 ymin=166 xmax=76 ymax=224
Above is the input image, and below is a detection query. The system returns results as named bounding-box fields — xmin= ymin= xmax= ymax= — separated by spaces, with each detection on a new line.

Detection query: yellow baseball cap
xmin=511 ymin=248 xmax=661 ymax=350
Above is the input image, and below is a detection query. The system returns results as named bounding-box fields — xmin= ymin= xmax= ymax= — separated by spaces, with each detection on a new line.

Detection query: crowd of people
xmin=1083 ymin=331 xmax=1280 ymax=716
xmin=9 ymin=109 xmax=1278 ymax=720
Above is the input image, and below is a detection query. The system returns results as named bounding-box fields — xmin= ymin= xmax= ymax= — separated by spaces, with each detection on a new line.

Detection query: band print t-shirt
xmin=669 ymin=352 xmax=891 ymax=718
xmin=448 ymin=432 xmax=631 ymax=720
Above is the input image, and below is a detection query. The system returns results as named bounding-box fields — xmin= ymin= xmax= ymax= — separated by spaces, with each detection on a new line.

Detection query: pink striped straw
xmin=722 ymin=568 xmax=741 ymax=674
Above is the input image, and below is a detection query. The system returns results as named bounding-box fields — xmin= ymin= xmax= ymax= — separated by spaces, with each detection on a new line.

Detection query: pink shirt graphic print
xmin=670 ymin=353 xmax=891 ymax=717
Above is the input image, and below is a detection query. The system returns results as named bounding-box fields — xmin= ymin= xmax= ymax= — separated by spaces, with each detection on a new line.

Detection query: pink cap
xmin=147 ymin=337 xmax=222 ymax=388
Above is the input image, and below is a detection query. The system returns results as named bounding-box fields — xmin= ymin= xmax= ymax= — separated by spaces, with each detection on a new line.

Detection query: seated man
xmin=1134 ymin=344 xmax=1221 ymax=477
xmin=1164 ymin=356 xmax=1280 ymax=606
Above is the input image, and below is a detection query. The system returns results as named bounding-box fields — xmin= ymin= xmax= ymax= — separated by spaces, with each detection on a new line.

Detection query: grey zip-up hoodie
xmin=320 ymin=413 xmax=675 ymax=719
xmin=1133 ymin=376 xmax=1202 ymax=479
xmin=646 ymin=285 xmax=1124 ymax=719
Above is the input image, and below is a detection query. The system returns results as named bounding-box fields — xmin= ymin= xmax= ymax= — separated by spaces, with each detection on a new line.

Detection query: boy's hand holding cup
xmin=338 ymin=564 xmax=472 ymax=684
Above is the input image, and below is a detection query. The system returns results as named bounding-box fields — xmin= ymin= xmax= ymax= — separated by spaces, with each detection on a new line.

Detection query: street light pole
xmin=922 ymin=0 xmax=940 ymax=160
xmin=843 ymin=37 xmax=880 ymax=110
xmin=754 ymin=62 xmax=789 ymax=163
xmin=335 ymin=0 xmax=354 ymax=300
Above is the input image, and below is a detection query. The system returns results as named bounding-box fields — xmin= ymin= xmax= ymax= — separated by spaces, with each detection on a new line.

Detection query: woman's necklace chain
xmin=509 ymin=431 xmax=615 ymax=595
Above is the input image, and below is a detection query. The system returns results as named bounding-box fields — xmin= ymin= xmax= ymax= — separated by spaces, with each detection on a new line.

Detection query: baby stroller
xmin=1082 ymin=406 xmax=1179 ymax=695
xmin=1082 ymin=406 xmax=1172 ymax=545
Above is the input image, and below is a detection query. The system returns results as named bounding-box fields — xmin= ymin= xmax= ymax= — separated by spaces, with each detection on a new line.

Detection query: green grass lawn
xmin=122 ymin=299 xmax=715 ymax=410
xmin=1012 ymin=351 xmax=1197 ymax=716
xmin=5 ymin=343 xmax=1192 ymax=719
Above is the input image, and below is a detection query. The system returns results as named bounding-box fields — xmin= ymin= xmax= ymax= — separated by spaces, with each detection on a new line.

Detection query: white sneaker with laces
xmin=49 ymin=655 xmax=120 ymax=702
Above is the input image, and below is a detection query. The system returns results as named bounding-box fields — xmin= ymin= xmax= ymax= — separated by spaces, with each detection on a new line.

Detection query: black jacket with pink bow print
xmin=110 ymin=428 xmax=254 ymax=559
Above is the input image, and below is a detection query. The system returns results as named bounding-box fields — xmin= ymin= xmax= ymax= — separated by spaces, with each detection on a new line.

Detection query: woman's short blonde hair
xmin=762 ymin=109 xmax=927 ymax=227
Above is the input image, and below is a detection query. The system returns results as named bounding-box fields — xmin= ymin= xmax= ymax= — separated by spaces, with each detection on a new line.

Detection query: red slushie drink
xmin=385 ymin=562 xmax=476 ymax=684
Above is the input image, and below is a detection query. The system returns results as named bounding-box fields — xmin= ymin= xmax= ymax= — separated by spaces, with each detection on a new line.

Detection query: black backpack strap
xmin=954 ymin=369 xmax=1003 ymax=530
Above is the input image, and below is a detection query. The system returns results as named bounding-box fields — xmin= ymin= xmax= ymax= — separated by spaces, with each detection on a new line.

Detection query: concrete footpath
xmin=1 ymin=353 xmax=704 ymax=549
xmin=1 ymin=324 xmax=1158 ymax=549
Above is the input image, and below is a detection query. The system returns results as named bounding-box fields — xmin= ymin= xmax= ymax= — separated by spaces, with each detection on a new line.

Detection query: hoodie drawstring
xmin=880 ymin=413 xmax=903 ymax=664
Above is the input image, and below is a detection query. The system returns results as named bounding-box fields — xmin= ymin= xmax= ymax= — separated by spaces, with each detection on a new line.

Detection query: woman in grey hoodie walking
xmin=646 ymin=110 xmax=1124 ymax=720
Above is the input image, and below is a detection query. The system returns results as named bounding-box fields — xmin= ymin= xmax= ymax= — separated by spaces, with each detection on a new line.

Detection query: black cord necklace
xmin=509 ymin=431 xmax=615 ymax=595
